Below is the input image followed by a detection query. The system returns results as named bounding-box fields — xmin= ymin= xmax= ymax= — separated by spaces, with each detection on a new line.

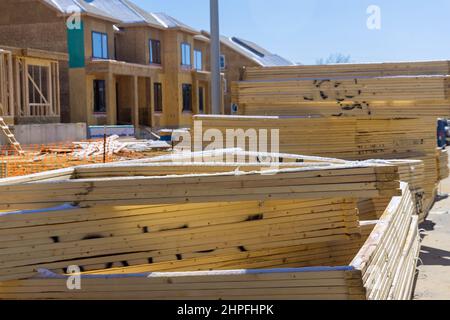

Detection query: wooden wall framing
xmin=0 ymin=48 xmax=61 ymax=124
xmin=0 ymin=49 xmax=14 ymax=119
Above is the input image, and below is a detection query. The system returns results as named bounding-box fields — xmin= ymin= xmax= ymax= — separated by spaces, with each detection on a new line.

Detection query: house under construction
xmin=0 ymin=0 xmax=293 ymax=130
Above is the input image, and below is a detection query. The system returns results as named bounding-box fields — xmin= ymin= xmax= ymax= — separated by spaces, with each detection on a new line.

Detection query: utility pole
xmin=210 ymin=0 xmax=221 ymax=114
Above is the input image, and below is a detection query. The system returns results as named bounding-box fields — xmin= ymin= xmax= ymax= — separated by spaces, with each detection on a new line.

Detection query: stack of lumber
xmin=436 ymin=148 xmax=449 ymax=181
xmin=238 ymin=61 xmax=450 ymax=119
xmin=244 ymin=61 xmax=450 ymax=80
xmin=230 ymin=62 xmax=450 ymax=217
xmin=71 ymin=135 xmax=125 ymax=159
xmin=0 ymin=155 xmax=400 ymax=282
xmin=195 ymin=115 xmax=434 ymax=213
xmin=0 ymin=182 xmax=418 ymax=300
xmin=357 ymin=160 xmax=425 ymax=220
xmin=0 ymin=267 xmax=367 ymax=300
xmin=71 ymin=137 xmax=171 ymax=159
xmin=77 ymin=221 xmax=375 ymax=275
xmin=351 ymin=183 xmax=420 ymax=300
xmin=0 ymin=160 xmax=400 ymax=211
xmin=0 ymin=198 xmax=361 ymax=281
xmin=232 ymin=76 xmax=450 ymax=119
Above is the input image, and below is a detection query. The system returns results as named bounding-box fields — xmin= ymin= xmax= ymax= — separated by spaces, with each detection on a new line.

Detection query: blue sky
xmin=133 ymin=0 xmax=450 ymax=65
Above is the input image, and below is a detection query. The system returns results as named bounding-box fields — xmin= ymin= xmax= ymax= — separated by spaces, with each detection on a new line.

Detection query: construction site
xmin=0 ymin=0 xmax=450 ymax=303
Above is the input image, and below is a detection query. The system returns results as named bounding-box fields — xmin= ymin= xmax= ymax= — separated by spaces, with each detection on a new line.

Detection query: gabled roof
xmin=42 ymin=0 xmax=119 ymax=22
xmin=117 ymin=0 xmax=166 ymax=28
xmin=41 ymin=0 xmax=165 ymax=27
xmin=41 ymin=1 xmax=198 ymax=32
xmin=211 ymin=33 xmax=294 ymax=67
xmin=152 ymin=12 xmax=199 ymax=34
xmin=221 ymin=36 xmax=294 ymax=67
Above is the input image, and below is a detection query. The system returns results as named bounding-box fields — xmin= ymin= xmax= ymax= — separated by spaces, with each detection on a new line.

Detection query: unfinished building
xmin=0 ymin=0 xmax=293 ymax=130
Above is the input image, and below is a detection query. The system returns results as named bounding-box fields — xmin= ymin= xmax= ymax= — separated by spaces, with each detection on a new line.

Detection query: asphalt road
xmin=414 ymin=159 xmax=450 ymax=300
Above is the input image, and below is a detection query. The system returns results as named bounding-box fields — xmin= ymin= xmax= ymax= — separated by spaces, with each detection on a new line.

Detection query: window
xmin=154 ymin=82 xmax=163 ymax=113
xmin=220 ymin=54 xmax=226 ymax=69
xmin=182 ymin=84 xmax=192 ymax=112
xmin=93 ymin=80 xmax=106 ymax=113
xmin=181 ymin=43 xmax=191 ymax=67
xmin=92 ymin=32 xmax=108 ymax=59
xmin=198 ymin=87 xmax=205 ymax=113
xmin=194 ymin=50 xmax=202 ymax=71
xmin=149 ymin=39 xmax=161 ymax=64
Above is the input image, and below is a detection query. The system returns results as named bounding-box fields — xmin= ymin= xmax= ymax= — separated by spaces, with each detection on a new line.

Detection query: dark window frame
xmin=93 ymin=79 xmax=106 ymax=114
xmin=92 ymin=31 xmax=109 ymax=59
xmin=182 ymin=84 xmax=193 ymax=112
xmin=198 ymin=86 xmax=205 ymax=114
xmin=154 ymin=82 xmax=163 ymax=113
xmin=149 ymin=39 xmax=162 ymax=65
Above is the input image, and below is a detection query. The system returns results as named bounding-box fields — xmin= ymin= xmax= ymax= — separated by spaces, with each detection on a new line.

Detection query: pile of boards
xmin=71 ymin=136 xmax=170 ymax=160
xmin=238 ymin=60 xmax=450 ymax=119
xmin=228 ymin=61 xmax=450 ymax=218
xmin=196 ymin=115 xmax=432 ymax=220
xmin=0 ymin=150 xmax=420 ymax=300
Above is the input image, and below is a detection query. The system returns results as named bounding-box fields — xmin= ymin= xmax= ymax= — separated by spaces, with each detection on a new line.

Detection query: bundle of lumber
xmin=0 ymin=267 xmax=366 ymax=300
xmin=244 ymin=60 xmax=450 ymax=80
xmin=195 ymin=115 xmax=434 ymax=213
xmin=0 ymin=154 xmax=401 ymax=281
xmin=0 ymin=198 xmax=361 ymax=281
xmin=0 ymin=183 xmax=418 ymax=300
xmin=436 ymin=148 xmax=449 ymax=181
xmin=351 ymin=183 xmax=420 ymax=300
xmin=0 ymin=160 xmax=400 ymax=211
xmin=230 ymin=63 xmax=446 ymax=215
xmin=78 ymin=221 xmax=375 ymax=275
xmin=238 ymin=61 xmax=450 ymax=119
xmin=232 ymin=76 xmax=450 ymax=119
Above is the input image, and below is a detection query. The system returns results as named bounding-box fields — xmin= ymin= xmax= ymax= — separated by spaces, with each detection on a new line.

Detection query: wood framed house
xmin=0 ymin=0 xmax=293 ymax=129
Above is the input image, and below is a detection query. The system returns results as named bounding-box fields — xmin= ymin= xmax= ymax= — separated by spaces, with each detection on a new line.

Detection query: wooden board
xmin=0 ymin=158 xmax=400 ymax=211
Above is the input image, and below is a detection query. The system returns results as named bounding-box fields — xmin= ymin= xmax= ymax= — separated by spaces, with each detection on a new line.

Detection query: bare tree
xmin=316 ymin=53 xmax=351 ymax=65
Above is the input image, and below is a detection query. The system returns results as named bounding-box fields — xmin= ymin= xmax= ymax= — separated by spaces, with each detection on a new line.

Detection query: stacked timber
xmin=0 ymin=199 xmax=361 ymax=281
xmin=238 ymin=61 xmax=450 ymax=119
xmin=230 ymin=62 xmax=450 ymax=218
xmin=0 ymin=155 xmax=400 ymax=282
xmin=244 ymin=61 xmax=450 ymax=80
xmin=232 ymin=76 xmax=450 ymax=119
xmin=351 ymin=183 xmax=420 ymax=300
xmin=0 ymin=181 xmax=418 ymax=301
xmin=0 ymin=161 xmax=399 ymax=211
xmin=195 ymin=115 xmax=434 ymax=214
xmin=0 ymin=268 xmax=367 ymax=300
